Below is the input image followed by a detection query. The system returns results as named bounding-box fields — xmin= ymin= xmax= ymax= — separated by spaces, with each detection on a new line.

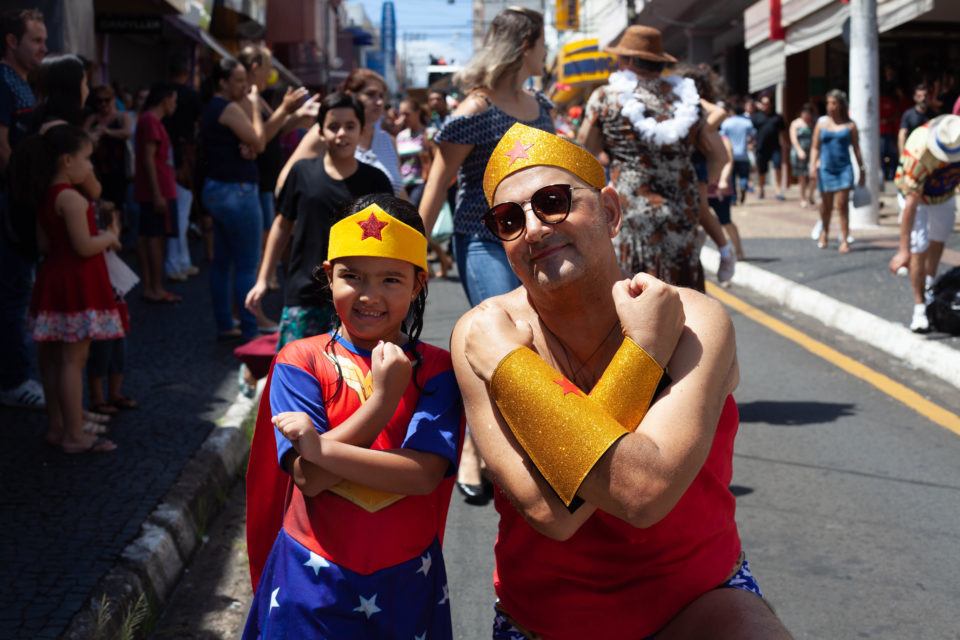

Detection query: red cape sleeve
xmin=244 ymin=360 xmax=292 ymax=591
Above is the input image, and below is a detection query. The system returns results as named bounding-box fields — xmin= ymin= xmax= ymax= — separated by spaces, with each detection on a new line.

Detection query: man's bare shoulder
xmin=674 ymin=287 xmax=735 ymax=354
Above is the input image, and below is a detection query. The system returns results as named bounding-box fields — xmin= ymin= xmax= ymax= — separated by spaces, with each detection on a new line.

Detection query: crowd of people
xmin=2 ymin=3 xmax=957 ymax=638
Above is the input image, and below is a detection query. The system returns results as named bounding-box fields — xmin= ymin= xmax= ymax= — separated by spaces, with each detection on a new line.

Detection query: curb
xmin=701 ymin=246 xmax=960 ymax=390
xmin=61 ymin=380 xmax=264 ymax=639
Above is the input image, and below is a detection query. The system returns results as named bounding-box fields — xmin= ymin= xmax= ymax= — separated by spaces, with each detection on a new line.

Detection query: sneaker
xmin=182 ymin=265 xmax=200 ymax=277
xmin=0 ymin=378 xmax=46 ymax=409
xmin=810 ymin=220 xmax=823 ymax=241
xmin=718 ymin=252 xmax=737 ymax=286
xmin=167 ymin=271 xmax=188 ymax=282
xmin=910 ymin=305 xmax=930 ymax=333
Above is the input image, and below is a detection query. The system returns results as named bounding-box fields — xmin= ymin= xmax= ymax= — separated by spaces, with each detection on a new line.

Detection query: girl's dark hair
xmin=6 ymin=125 xmax=91 ymax=257
xmin=316 ymin=193 xmax=429 ymax=401
xmin=143 ymin=82 xmax=176 ymax=110
xmin=31 ymin=54 xmax=86 ymax=129
xmin=318 ymin=91 xmax=365 ymax=129
xmin=213 ymin=58 xmax=243 ymax=89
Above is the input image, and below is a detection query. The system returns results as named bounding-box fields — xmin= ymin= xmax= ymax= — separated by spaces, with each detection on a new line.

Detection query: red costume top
xmin=245 ymin=333 xmax=463 ymax=588
xmin=494 ymin=394 xmax=742 ymax=639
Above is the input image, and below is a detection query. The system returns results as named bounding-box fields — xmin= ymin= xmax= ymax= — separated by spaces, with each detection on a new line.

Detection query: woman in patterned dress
xmin=579 ymin=26 xmax=705 ymax=291
xmin=416 ymin=7 xmax=553 ymax=504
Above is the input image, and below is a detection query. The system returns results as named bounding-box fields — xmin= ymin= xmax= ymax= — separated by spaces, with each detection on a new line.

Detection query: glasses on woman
xmin=482 ymin=183 xmax=599 ymax=241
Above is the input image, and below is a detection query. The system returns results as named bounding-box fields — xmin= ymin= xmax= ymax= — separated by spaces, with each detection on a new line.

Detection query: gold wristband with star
xmin=588 ymin=337 xmax=668 ymax=431
xmin=489 ymin=347 xmax=629 ymax=506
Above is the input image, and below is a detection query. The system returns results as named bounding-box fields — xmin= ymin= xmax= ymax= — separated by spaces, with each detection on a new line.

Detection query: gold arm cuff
xmin=489 ymin=347 xmax=628 ymax=506
xmin=588 ymin=338 xmax=664 ymax=432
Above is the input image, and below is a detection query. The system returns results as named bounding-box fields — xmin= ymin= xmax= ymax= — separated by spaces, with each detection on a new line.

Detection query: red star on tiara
xmin=357 ymin=213 xmax=389 ymax=240
xmin=505 ymin=140 xmax=535 ymax=166
xmin=553 ymin=377 xmax=583 ymax=397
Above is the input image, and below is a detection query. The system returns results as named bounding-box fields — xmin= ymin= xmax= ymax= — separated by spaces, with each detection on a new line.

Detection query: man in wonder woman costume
xmin=450 ymin=122 xmax=793 ymax=639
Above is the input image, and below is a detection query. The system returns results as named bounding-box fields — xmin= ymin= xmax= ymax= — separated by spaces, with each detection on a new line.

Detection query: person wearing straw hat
xmin=451 ymin=122 xmax=792 ymax=639
xmin=889 ymin=114 xmax=960 ymax=333
xmin=578 ymin=25 xmax=707 ymax=291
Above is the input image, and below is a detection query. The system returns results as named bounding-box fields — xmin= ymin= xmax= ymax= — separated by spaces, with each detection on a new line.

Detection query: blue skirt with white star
xmin=243 ymin=529 xmax=452 ymax=640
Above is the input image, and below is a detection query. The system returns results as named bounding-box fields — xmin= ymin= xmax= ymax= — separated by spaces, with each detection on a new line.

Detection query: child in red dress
xmin=25 ymin=125 xmax=125 ymax=453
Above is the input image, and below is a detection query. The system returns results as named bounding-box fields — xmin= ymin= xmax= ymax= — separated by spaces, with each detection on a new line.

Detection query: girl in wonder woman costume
xmin=243 ymin=194 xmax=463 ymax=639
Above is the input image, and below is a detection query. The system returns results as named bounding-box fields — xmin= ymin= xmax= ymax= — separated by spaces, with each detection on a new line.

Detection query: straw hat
xmin=603 ymin=25 xmax=677 ymax=63
xmin=926 ymin=115 xmax=960 ymax=163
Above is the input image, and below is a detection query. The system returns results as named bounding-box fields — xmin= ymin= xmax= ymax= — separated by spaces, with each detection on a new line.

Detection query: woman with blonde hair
xmin=417 ymin=6 xmax=553 ymax=504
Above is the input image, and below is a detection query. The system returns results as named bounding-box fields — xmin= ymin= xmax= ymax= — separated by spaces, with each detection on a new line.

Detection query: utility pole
xmin=849 ymin=0 xmax=880 ymax=227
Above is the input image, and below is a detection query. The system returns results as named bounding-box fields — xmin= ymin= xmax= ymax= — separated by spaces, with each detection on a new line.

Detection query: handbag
xmin=852 ymin=184 xmax=871 ymax=208
xmin=431 ymin=200 xmax=454 ymax=244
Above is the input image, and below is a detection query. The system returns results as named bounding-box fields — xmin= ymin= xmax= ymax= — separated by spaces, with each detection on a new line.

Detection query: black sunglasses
xmin=482 ymin=183 xmax=599 ymax=241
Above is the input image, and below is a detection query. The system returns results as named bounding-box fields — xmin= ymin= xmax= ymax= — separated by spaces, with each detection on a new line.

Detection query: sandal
xmin=82 ymin=421 xmax=109 ymax=435
xmin=109 ymin=395 xmax=138 ymax=410
xmin=62 ymin=435 xmax=116 ymax=454
xmin=89 ymin=402 xmax=118 ymax=415
xmin=84 ymin=410 xmax=112 ymax=423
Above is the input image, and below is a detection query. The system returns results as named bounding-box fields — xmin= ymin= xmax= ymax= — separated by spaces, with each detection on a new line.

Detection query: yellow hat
xmin=327 ymin=203 xmax=428 ymax=271
xmin=483 ymin=122 xmax=606 ymax=205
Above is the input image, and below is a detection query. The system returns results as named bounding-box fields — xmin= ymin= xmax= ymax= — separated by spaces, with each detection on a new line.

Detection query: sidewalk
xmin=0 ymin=247 xmax=255 ymax=640
xmin=700 ymin=184 xmax=960 ymax=387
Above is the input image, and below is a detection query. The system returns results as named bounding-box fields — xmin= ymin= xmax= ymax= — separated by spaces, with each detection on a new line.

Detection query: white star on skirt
xmin=416 ymin=552 xmax=432 ymax=576
xmin=354 ymin=593 xmax=382 ymax=619
xmin=304 ymin=551 xmax=329 ymax=575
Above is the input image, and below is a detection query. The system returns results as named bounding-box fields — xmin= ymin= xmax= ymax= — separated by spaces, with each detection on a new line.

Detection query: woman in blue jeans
xmin=417 ymin=7 xmax=553 ymax=503
xmin=200 ymin=58 xmax=266 ymax=340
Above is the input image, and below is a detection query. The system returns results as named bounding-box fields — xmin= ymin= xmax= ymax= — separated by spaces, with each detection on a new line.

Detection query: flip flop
xmin=62 ymin=436 xmax=116 ymax=454
xmin=89 ymin=402 xmax=118 ymax=415
xmin=83 ymin=410 xmax=112 ymax=423
xmin=109 ymin=395 xmax=138 ymax=410
xmin=142 ymin=292 xmax=182 ymax=304
xmin=82 ymin=421 xmax=109 ymax=435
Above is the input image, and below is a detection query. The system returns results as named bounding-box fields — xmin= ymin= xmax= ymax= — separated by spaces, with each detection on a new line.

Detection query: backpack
xmin=926 ymin=266 xmax=960 ymax=335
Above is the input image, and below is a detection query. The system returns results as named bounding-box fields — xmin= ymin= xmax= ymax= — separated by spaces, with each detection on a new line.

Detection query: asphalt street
xmin=6 ymin=186 xmax=960 ymax=639
xmin=438 ymin=276 xmax=960 ymax=640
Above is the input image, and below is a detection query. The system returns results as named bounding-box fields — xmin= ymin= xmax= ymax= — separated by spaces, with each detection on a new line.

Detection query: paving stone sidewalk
xmin=0 ymin=245 xmax=254 ymax=640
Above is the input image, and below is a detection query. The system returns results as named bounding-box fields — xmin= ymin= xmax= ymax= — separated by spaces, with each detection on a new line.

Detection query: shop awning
xmin=748 ymin=39 xmax=785 ymax=93
xmin=165 ymin=15 xmax=235 ymax=59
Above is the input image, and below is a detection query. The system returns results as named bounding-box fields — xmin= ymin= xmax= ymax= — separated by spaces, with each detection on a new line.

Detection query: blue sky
xmin=354 ymin=0 xmax=474 ymax=86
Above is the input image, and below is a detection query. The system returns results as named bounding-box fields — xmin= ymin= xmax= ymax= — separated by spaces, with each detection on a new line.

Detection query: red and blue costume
xmin=244 ymin=333 xmax=463 ymax=639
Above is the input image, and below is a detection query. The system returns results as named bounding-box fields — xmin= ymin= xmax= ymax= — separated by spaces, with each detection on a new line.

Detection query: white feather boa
xmin=608 ymin=70 xmax=700 ymax=146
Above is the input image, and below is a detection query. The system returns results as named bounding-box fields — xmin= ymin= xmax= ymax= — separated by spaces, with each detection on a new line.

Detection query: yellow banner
xmin=555 ymin=0 xmax=579 ymax=31
xmin=559 ymin=50 xmax=617 ymax=86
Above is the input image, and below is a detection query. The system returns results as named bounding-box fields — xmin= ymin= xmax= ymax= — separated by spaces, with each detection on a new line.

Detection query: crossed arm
xmin=451 ymin=282 xmax=738 ymax=540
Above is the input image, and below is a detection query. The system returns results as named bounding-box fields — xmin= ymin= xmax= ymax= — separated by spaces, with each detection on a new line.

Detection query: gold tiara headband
xmin=483 ymin=122 xmax=606 ymax=205
xmin=327 ymin=204 xmax=428 ymax=271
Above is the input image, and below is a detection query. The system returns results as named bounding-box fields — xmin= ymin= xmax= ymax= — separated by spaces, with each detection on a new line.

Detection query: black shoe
xmin=457 ymin=480 xmax=492 ymax=506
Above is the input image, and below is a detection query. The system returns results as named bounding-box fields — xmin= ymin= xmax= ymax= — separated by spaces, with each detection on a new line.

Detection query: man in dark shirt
xmin=0 ymin=8 xmax=47 ymax=410
xmin=898 ymin=84 xmax=932 ymax=156
xmin=750 ymin=94 xmax=787 ymax=200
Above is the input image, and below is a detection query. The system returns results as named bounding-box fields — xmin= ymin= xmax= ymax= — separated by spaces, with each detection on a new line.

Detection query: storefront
xmin=745 ymin=0 xmax=960 ymax=119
